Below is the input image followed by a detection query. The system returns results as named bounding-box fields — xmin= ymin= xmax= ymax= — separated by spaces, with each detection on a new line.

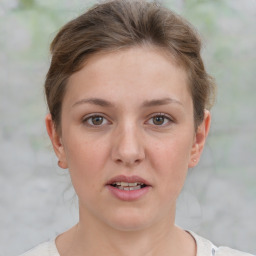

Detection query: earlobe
xmin=45 ymin=113 xmax=68 ymax=169
xmin=188 ymin=110 xmax=211 ymax=168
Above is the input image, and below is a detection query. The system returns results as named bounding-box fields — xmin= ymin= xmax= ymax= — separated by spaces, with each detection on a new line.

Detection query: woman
xmin=20 ymin=0 xmax=253 ymax=255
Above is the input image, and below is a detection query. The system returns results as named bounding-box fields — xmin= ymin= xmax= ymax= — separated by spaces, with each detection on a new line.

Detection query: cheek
xmin=63 ymin=136 xmax=109 ymax=194
xmin=151 ymin=134 xmax=193 ymax=168
xmin=150 ymin=135 xmax=193 ymax=193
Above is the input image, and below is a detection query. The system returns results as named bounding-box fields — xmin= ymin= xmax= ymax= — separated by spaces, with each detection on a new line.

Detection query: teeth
xmin=117 ymin=185 xmax=142 ymax=191
xmin=111 ymin=181 xmax=146 ymax=191
xmin=129 ymin=182 xmax=137 ymax=186
xmin=129 ymin=185 xmax=142 ymax=190
xmin=112 ymin=182 xmax=144 ymax=186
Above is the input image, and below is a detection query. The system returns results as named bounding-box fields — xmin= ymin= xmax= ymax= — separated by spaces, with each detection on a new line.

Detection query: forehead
xmin=64 ymin=46 xmax=191 ymax=108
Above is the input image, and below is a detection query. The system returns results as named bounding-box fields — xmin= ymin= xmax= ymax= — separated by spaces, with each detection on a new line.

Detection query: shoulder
xmin=188 ymin=231 xmax=254 ymax=256
xmin=19 ymin=240 xmax=59 ymax=256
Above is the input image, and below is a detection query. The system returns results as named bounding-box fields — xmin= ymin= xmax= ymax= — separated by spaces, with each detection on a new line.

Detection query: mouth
xmin=110 ymin=181 xmax=148 ymax=191
xmin=106 ymin=175 xmax=151 ymax=191
xmin=106 ymin=175 xmax=151 ymax=201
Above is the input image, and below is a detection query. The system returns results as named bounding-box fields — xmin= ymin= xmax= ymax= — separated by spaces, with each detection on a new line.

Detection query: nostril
xmin=114 ymin=157 xmax=142 ymax=166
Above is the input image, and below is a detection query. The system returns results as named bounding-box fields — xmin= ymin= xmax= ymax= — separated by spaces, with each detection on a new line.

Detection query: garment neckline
xmin=49 ymin=238 xmax=60 ymax=256
xmin=50 ymin=230 xmax=215 ymax=256
xmin=187 ymin=230 xmax=217 ymax=256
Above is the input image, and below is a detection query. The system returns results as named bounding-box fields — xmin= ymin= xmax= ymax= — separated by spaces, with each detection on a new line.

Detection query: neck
xmin=56 ymin=206 xmax=196 ymax=256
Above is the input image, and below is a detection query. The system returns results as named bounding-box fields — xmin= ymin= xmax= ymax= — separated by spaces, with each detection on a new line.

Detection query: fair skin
xmin=46 ymin=46 xmax=210 ymax=256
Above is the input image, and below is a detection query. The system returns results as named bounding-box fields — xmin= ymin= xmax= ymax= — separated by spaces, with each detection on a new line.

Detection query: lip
xmin=106 ymin=175 xmax=152 ymax=201
xmin=106 ymin=175 xmax=151 ymax=186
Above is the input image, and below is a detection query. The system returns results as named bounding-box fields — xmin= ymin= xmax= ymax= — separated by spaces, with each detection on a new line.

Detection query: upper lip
xmin=106 ymin=175 xmax=151 ymax=186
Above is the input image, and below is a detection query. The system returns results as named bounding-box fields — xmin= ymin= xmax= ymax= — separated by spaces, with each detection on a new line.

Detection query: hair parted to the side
xmin=45 ymin=0 xmax=216 ymax=134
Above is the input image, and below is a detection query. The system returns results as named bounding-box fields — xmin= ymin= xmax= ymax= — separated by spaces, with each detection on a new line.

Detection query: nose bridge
xmin=112 ymin=119 xmax=145 ymax=165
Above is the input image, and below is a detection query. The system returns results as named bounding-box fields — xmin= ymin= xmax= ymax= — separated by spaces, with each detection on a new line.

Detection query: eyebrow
xmin=72 ymin=97 xmax=183 ymax=108
xmin=72 ymin=98 xmax=115 ymax=108
xmin=141 ymin=98 xmax=183 ymax=107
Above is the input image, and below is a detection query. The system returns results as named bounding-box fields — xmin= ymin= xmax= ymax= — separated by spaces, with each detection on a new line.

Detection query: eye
xmin=147 ymin=114 xmax=173 ymax=126
xmin=83 ymin=115 xmax=109 ymax=127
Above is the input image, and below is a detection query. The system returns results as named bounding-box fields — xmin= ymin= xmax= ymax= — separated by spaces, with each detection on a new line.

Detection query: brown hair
xmin=45 ymin=0 xmax=216 ymax=133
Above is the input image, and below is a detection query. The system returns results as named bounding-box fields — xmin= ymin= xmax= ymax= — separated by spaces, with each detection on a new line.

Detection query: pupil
xmin=92 ymin=116 xmax=103 ymax=125
xmin=153 ymin=116 xmax=164 ymax=125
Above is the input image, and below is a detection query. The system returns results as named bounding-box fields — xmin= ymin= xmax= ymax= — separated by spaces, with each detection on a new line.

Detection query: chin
xmin=104 ymin=208 xmax=155 ymax=232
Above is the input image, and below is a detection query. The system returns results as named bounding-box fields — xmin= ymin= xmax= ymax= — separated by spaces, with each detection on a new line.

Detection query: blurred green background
xmin=0 ymin=0 xmax=255 ymax=255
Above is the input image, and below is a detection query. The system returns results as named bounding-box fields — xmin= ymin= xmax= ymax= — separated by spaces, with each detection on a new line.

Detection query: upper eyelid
xmin=146 ymin=113 xmax=173 ymax=121
xmin=83 ymin=113 xmax=109 ymax=120
xmin=82 ymin=113 xmax=111 ymax=125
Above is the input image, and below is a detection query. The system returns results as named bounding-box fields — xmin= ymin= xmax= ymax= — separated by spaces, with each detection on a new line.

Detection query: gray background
xmin=0 ymin=0 xmax=255 ymax=255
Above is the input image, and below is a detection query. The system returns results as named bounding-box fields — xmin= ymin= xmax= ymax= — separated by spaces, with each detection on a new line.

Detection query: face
xmin=46 ymin=47 xmax=210 ymax=231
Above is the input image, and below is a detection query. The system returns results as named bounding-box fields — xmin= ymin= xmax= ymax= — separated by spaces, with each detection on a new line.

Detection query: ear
xmin=45 ymin=113 xmax=68 ymax=169
xmin=188 ymin=110 xmax=211 ymax=168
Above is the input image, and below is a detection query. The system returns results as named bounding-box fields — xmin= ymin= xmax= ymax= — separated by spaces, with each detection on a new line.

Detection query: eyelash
xmin=82 ymin=113 xmax=173 ymax=127
xmin=82 ymin=114 xmax=110 ymax=127
xmin=146 ymin=113 xmax=173 ymax=127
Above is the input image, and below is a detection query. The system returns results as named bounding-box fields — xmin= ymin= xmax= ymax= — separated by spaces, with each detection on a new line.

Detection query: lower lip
xmin=106 ymin=185 xmax=151 ymax=201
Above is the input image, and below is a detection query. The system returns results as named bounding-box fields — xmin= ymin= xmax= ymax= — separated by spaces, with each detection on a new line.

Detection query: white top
xmin=20 ymin=231 xmax=254 ymax=256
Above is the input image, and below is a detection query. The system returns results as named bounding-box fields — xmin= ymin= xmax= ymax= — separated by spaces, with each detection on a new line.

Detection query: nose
xmin=111 ymin=123 xmax=145 ymax=167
